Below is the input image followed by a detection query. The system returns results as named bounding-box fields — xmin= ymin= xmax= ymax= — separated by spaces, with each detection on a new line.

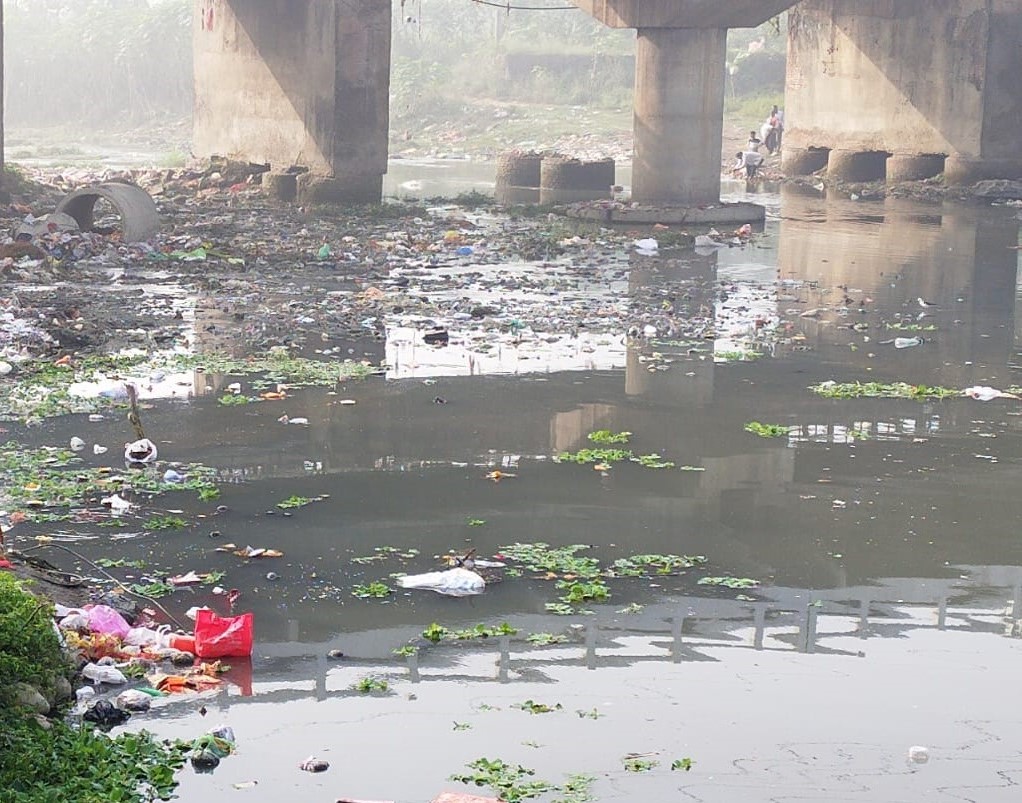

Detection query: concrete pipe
xmin=539 ymin=157 xmax=615 ymax=204
xmin=827 ymin=150 xmax=889 ymax=182
xmin=944 ymin=156 xmax=1022 ymax=185
xmin=886 ymin=154 xmax=946 ymax=182
xmin=495 ymin=151 xmax=544 ymax=205
xmin=55 ymin=182 xmax=160 ymax=243
xmin=782 ymin=147 xmax=831 ymax=176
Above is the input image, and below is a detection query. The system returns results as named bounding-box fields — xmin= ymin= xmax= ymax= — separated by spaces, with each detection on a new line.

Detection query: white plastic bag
xmin=82 ymin=663 xmax=128 ymax=685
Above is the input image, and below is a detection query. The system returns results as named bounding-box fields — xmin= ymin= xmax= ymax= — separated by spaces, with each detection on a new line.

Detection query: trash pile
xmin=48 ymin=594 xmax=252 ymax=771
xmin=0 ymin=162 xmax=766 ymax=399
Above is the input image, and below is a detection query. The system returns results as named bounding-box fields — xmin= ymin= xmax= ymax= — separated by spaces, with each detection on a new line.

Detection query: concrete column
xmin=886 ymin=154 xmax=945 ymax=182
xmin=633 ymin=27 xmax=726 ymax=205
xmin=193 ymin=0 xmax=390 ymax=203
xmin=782 ymin=147 xmax=830 ymax=176
xmin=827 ymin=149 xmax=888 ymax=182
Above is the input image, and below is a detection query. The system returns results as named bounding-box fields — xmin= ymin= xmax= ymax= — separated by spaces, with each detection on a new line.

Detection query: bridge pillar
xmin=634 ymin=27 xmax=725 ymax=205
xmin=569 ymin=0 xmax=795 ymax=216
xmin=193 ymin=0 xmax=390 ymax=203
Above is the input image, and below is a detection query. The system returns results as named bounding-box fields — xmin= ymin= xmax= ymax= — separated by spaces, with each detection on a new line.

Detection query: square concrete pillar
xmin=193 ymin=0 xmax=390 ymax=202
xmin=633 ymin=27 xmax=726 ymax=205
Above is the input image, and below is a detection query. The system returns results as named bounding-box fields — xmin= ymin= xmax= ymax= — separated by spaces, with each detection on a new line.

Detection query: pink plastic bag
xmin=86 ymin=605 xmax=130 ymax=638
xmin=193 ymin=610 xmax=254 ymax=658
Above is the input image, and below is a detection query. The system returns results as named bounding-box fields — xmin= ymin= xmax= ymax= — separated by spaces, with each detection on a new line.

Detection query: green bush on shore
xmin=0 ymin=574 xmax=187 ymax=803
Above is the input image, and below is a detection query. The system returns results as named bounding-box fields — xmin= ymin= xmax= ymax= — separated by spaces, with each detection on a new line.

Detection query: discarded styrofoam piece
xmin=124 ymin=438 xmax=158 ymax=464
xmin=397 ymin=567 xmax=485 ymax=597
xmin=55 ymin=182 xmax=160 ymax=243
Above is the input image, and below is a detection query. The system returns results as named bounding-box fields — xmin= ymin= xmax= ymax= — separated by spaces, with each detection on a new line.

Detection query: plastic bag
xmin=193 ymin=610 xmax=253 ymax=658
xmin=87 ymin=605 xmax=130 ymax=638
xmin=82 ymin=662 xmax=128 ymax=685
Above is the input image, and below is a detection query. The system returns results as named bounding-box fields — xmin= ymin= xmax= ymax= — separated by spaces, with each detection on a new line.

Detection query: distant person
xmin=734 ymin=150 xmax=764 ymax=178
xmin=760 ymin=118 xmax=777 ymax=154
xmin=747 ymin=130 xmax=762 ymax=151
xmin=770 ymin=105 xmax=785 ymax=150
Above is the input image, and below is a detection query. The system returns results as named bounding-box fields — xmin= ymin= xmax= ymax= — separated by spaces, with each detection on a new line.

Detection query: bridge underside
xmin=784 ymin=0 xmax=1022 ymax=184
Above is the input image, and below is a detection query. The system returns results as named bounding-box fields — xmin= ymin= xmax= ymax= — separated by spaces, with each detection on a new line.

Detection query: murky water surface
xmin=12 ymin=183 xmax=1022 ymax=801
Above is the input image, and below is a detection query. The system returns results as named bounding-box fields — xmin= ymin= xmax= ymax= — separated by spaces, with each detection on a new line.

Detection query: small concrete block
xmin=262 ymin=171 xmax=298 ymax=201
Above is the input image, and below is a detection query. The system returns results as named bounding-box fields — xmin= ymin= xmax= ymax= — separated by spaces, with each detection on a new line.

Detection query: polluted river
xmin=3 ymin=170 xmax=1022 ymax=803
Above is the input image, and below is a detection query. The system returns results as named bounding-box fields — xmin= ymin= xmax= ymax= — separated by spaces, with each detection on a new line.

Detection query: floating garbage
xmin=963 ymin=386 xmax=1020 ymax=401
xmin=100 ymin=494 xmax=132 ymax=514
xmin=894 ymin=337 xmax=922 ymax=349
xmin=81 ymin=663 xmax=128 ymax=685
xmin=69 ymin=436 xmax=85 ymax=451
xmin=82 ymin=699 xmax=131 ymax=728
xmin=93 ymin=444 xmax=108 ymax=455
xmin=397 ymin=567 xmax=486 ymax=597
xmin=189 ymin=725 xmax=237 ymax=773
xmin=124 ymin=438 xmax=158 ymax=465
xmin=298 ymin=756 xmax=330 ymax=773
xmin=907 ymin=745 xmax=930 ymax=764
xmin=633 ymin=237 xmax=658 ymax=256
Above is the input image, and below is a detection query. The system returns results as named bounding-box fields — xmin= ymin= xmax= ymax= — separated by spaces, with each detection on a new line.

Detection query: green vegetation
xmin=622 ymin=757 xmax=659 ymax=773
xmin=217 ymin=394 xmax=251 ymax=406
xmin=512 ymin=700 xmax=563 ymax=715
xmin=392 ymin=645 xmax=418 ymax=658
xmin=0 ymin=350 xmax=374 ymax=423
xmin=698 ymin=576 xmax=760 ymax=589
xmin=0 ymin=574 xmax=188 ymax=802
xmin=0 ymin=442 xmax=219 ymax=522
xmin=421 ymin=622 xmax=518 ymax=643
xmin=744 ymin=421 xmax=789 ymax=438
xmin=450 ymin=758 xmax=556 ymax=803
xmin=351 ymin=676 xmax=390 ymax=694
xmin=466 ymin=518 xmax=487 ymax=527
xmin=714 ymin=349 xmax=763 ymax=363
xmin=557 ymin=579 xmax=610 ymax=605
xmin=143 ymin=515 xmax=187 ymax=531
xmin=635 ymin=453 xmax=676 ymax=469
xmin=810 ymin=381 xmax=960 ymax=400
xmin=587 ymin=430 xmax=631 ymax=445
xmin=672 ymin=758 xmax=695 ymax=771
xmin=276 ymin=495 xmax=312 ymax=510
xmin=556 ymin=447 xmax=633 ymax=465
xmin=526 ymin=632 xmax=569 ymax=646
xmin=351 ymin=582 xmax=392 ymax=599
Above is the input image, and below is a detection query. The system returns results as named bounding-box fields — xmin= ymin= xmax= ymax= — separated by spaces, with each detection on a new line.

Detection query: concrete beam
xmin=632 ymin=27 xmax=725 ymax=205
xmin=193 ymin=0 xmax=390 ymax=202
xmin=570 ymin=0 xmax=796 ymax=29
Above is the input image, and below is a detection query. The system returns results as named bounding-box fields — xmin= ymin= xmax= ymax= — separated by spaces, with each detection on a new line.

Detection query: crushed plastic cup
xmin=70 ymin=436 xmax=86 ymax=451
xmin=93 ymin=444 xmax=108 ymax=455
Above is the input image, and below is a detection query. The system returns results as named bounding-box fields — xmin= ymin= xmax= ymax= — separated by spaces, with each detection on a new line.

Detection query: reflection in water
xmin=58 ymin=188 xmax=1022 ymax=802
